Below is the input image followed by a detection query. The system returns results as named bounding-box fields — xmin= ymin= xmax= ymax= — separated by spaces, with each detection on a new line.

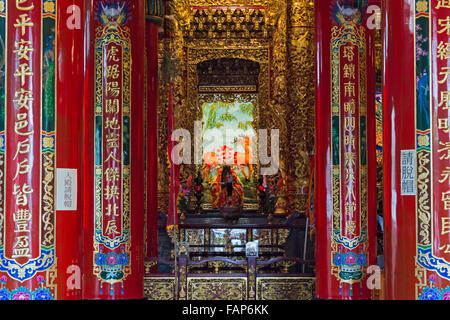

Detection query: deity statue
xmin=211 ymin=165 xmax=244 ymax=210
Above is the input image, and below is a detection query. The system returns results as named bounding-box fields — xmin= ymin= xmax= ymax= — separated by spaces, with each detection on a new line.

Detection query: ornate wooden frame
xmin=158 ymin=0 xmax=316 ymax=215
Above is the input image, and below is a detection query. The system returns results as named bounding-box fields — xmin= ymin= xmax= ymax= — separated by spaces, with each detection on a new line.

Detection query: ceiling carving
xmin=169 ymin=0 xmax=286 ymax=39
xmin=197 ymin=58 xmax=260 ymax=87
xmin=188 ymin=7 xmax=267 ymax=39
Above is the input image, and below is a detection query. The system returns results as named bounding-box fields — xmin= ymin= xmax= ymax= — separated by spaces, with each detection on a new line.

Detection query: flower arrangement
xmin=257 ymin=175 xmax=283 ymax=216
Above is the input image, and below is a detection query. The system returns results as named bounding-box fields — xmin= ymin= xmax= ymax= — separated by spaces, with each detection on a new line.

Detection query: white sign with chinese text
xmin=56 ymin=168 xmax=78 ymax=211
xmin=401 ymin=150 xmax=416 ymax=196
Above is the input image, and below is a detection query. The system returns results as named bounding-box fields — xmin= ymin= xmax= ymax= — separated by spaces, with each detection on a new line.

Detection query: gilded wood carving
xmin=158 ymin=0 xmax=316 ymax=215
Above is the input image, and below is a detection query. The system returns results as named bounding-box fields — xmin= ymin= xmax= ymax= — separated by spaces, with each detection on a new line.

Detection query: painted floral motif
xmin=333 ymin=252 xmax=367 ymax=268
xmin=357 ymin=253 xmax=368 ymax=266
xmin=442 ymin=289 xmax=450 ymax=300
xmin=107 ymin=254 xmax=118 ymax=266
xmin=333 ymin=252 xmax=368 ymax=283
xmin=95 ymin=247 xmax=130 ymax=284
xmin=419 ymin=287 xmax=441 ymax=300
xmin=0 ymin=276 xmax=9 ymax=300
xmin=333 ymin=253 xmax=345 ymax=266
xmin=345 ymin=254 xmax=357 ymax=266
xmin=0 ymin=275 xmax=54 ymax=300
xmin=117 ymin=252 xmax=129 ymax=265
xmin=416 ymin=24 xmax=429 ymax=59
xmin=32 ymin=275 xmax=55 ymax=300
xmin=11 ymin=287 xmax=32 ymax=300
xmin=95 ymin=252 xmax=107 ymax=266
xmin=419 ymin=275 xmax=450 ymax=300
xmin=0 ymin=289 xmax=9 ymax=300
xmin=33 ymin=288 xmax=53 ymax=300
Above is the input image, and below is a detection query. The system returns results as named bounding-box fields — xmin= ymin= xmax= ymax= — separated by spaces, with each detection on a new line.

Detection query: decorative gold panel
xmin=185 ymin=229 xmax=204 ymax=246
xmin=189 ymin=0 xmax=272 ymax=6
xmin=159 ymin=0 xmax=316 ymax=214
xmin=256 ymin=277 xmax=315 ymax=300
xmin=187 ymin=277 xmax=247 ymax=300
xmin=199 ymin=85 xmax=258 ymax=93
xmin=144 ymin=276 xmax=315 ymax=300
xmin=286 ymin=0 xmax=315 ymax=213
xmin=171 ymin=0 xmax=285 ymax=38
xmin=144 ymin=277 xmax=176 ymax=300
xmin=182 ymin=46 xmax=270 ymax=193
xmin=187 ymin=7 xmax=268 ymax=39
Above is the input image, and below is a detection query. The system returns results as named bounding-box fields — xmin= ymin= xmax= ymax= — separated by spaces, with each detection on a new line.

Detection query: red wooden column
xmin=383 ymin=0 xmax=450 ymax=300
xmin=315 ymin=0 xmax=377 ymax=299
xmin=0 ymin=0 xmax=81 ymax=301
xmin=145 ymin=0 xmax=164 ymax=264
xmin=83 ymin=0 xmax=146 ymax=299
xmin=55 ymin=0 xmax=84 ymax=300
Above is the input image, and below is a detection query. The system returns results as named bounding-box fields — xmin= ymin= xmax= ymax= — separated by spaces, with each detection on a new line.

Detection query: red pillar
xmin=83 ymin=0 xmax=146 ymax=299
xmin=145 ymin=0 xmax=164 ymax=264
xmin=315 ymin=0 xmax=377 ymax=299
xmin=383 ymin=0 xmax=450 ymax=300
xmin=55 ymin=0 xmax=84 ymax=300
xmin=0 ymin=0 xmax=83 ymax=300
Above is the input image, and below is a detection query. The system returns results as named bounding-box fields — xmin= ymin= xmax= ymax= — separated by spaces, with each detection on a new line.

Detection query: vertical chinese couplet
xmin=325 ymin=1 xmax=374 ymax=299
xmin=0 ymin=0 xmax=57 ymax=300
xmin=415 ymin=0 xmax=450 ymax=300
xmin=331 ymin=26 xmax=369 ymax=298
xmin=93 ymin=1 xmax=132 ymax=297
